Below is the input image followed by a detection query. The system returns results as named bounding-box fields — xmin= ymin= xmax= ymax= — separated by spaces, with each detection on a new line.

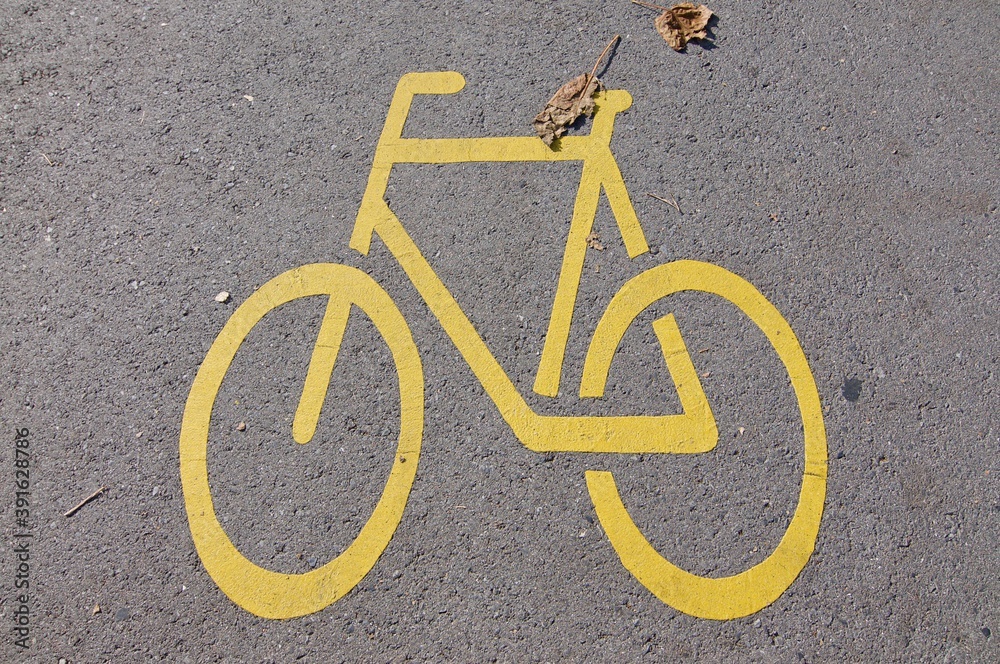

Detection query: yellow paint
xmin=292 ymin=293 xmax=351 ymax=444
xmin=348 ymin=73 xmax=649 ymax=401
xmin=181 ymin=72 xmax=826 ymax=621
xmin=584 ymin=261 xmax=827 ymax=620
xmin=179 ymin=264 xmax=423 ymax=618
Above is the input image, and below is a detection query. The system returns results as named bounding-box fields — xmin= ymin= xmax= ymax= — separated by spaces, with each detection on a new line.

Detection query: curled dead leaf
xmin=633 ymin=1 xmax=714 ymax=52
xmin=533 ymin=35 xmax=620 ymax=146
xmin=656 ymin=3 xmax=713 ymax=51
xmin=533 ymin=74 xmax=600 ymax=146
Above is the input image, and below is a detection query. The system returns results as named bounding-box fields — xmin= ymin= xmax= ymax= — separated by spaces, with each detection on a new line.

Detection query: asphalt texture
xmin=1 ymin=1 xmax=997 ymax=662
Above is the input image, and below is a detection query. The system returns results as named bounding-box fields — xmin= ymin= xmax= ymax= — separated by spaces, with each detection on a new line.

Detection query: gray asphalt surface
xmin=1 ymin=0 xmax=997 ymax=661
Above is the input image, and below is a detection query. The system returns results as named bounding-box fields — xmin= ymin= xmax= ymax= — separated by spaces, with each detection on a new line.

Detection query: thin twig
xmin=39 ymin=152 xmax=53 ymax=166
xmin=584 ymin=34 xmax=621 ymax=93
xmin=64 ymin=486 xmax=107 ymax=517
xmin=590 ymin=35 xmax=621 ymax=80
xmin=647 ymin=191 xmax=682 ymax=214
xmin=631 ymin=0 xmax=672 ymax=12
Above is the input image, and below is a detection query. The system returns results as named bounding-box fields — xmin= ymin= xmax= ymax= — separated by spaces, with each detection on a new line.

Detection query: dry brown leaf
xmin=586 ymin=232 xmax=605 ymax=251
xmin=634 ymin=2 xmax=714 ymax=51
xmin=533 ymin=74 xmax=600 ymax=146
xmin=655 ymin=3 xmax=713 ymax=51
xmin=533 ymin=35 xmax=620 ymax=146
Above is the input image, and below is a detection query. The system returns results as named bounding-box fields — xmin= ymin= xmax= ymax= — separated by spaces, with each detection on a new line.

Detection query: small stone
xmin=113 ymin=607 xmax=130 ymax=622
xmin=236 ymin=422 xmax=246 ymax=431
xmin=983 ymin=627 xmax=992 ymax=638
xmin=214 ymin=291 xmax=230 ymax=303
xmin=92 ymin=604 xmax=101 ymax=615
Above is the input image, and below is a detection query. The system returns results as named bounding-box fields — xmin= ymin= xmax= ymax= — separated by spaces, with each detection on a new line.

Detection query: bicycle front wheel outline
xmin=179 ymin=263 xmax=424 ymax=619
xmin=583 ymin=259 xmax=827 ymax=620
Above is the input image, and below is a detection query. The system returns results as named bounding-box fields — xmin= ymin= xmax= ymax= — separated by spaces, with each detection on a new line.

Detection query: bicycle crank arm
xmin=510 ymin=314 xmax=718 ymax=455
xmin=513 ymin=410 xmax=717 ymax=455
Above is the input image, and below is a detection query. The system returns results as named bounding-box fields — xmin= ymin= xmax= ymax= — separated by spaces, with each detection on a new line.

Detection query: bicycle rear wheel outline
xmin=583 ymin=259 xmax=827 ymax=620
xmin=179 ymin=263 xmax=423 ymax=619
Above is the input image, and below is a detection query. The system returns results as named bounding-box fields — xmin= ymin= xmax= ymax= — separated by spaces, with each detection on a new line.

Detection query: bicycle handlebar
xmin=398 ymin=71 xmax=468 ymax=96
xmin=377 ymin=72 xmax=466 ymax=143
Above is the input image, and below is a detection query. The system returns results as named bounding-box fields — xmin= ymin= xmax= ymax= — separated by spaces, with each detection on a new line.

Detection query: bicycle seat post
xmin=587 ymin=90 xmax=633 ymax=148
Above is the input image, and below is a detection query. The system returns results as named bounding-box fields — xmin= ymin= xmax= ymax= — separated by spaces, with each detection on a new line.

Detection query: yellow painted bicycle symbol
xmin=180 ymin=72 xmax=827 ymax=620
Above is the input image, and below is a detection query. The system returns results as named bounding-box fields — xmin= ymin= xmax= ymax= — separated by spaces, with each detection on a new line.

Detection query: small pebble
xmin=214 ymin=291 xmax=230 ymax=303
xmin=113 ymin=607 xmax=130 ymax=622
xmin=236 ymin=422 xmax=246 ymax=431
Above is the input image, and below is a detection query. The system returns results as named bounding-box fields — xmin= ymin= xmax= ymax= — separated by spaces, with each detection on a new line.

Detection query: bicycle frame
xmin=292 ymin=72 xmax=719 ymax=455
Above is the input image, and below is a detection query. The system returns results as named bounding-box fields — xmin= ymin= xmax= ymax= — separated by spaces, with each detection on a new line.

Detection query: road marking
xmin=180 ymin=72 xmax=826 ymax=621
